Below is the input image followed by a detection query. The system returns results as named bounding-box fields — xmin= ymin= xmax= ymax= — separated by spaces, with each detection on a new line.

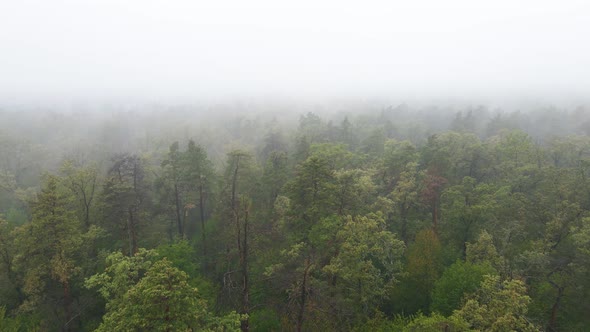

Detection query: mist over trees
xmin=1 ymin=101 xmax=590 ymax=331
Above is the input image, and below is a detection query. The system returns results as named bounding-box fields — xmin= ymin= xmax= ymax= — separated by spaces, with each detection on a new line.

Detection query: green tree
xmin=101 ymin=154 xmax=151 ymax=256
xmin=388 ymin=162 xmax=423 ymax=243
xmin=516 ymin=201 xmax=588 ymax=331
xmin=452 ymin=275 xmax=539 ymax=331
xmin=60 ymin=160 xmax=99 ymax=230
xmin=421 ymin=132 xmax=482 ymax=182
xmin=333 ymin=169 xmax=375 ymax=216
xmin=466 ymin=230 xmax=505 ymax=272
xmin=161 ymin=142 xmax=185 ymax=237
xmin=99 ymin=259 xmax=205 ymax=331
xmin=322 ymin=213 xmax=405 ymax=327
xmin=404 ymin=312 xmax=469 ymax=332
xmin=396 ymin=228 xmax=443 ymax=313
xmin=441 ymin=178 xmax=500 ymax=259
xmin=262 ymin=151 xmax=289 ymax=210
xmin=183 ymin=140 xmax=215 ymax=251
xmin=17 ymin=175 xmax=97 ymax=330
xmin=217 ymin=150 xmax=258 ymax=331
xmin=431 ymin=260 xmax=496 ymax=315
xmin=379 ymin=139 xmax=418 ymax=193
xmin=285 ymin=155 xmax=336 ymax=238
xmin=87 ymin=250 xmax=241 ymax=331
xmin=0 ymin=219 xmax=21 ymax=312
xmin=264 ymin=240 xmax=317 ymax=332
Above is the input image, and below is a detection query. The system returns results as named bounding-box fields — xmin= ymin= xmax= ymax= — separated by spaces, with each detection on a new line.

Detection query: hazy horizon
xmin=1 ymin=0 xmax=589 ymax=104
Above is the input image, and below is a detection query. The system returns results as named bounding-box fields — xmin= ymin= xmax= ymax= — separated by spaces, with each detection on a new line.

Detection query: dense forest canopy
xmin=2 ymin=102 xmax=590 ymax=331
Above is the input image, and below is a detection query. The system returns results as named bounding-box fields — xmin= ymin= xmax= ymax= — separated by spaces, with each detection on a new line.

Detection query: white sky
xmin=1 ymin=0 xmax=589 ymax=103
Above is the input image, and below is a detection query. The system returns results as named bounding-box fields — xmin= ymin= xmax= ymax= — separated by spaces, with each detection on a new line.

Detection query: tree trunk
xmin=432 ymin=198 xmax=438 ymax=232
xmin=240 ymin=205 xmax=250 ymax=332
xmin=84 ymin=202 xmax=90 ymax=229
xmin=128 ymin=208 xmax=138 ymax=255
xmin=296 ymin=257 xmax=311 ymax=332
xmin=401 ymin=202 xmax=408 ymax=244
xmin=62 ymin=280 xmax=72 ymax=332
xmin=547 ymin=285 xmax=564 ymax=331
xmin=231 ymin=156 xmax=240 ymax=211
xmin=174 ymin=183 xmax=183 ymax=237
xmin=199 ymin=183 xmax=207 ymax=256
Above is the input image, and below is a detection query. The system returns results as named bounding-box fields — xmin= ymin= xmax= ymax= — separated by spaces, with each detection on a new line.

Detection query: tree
xmin=86 ymin=250 xmax=241 ymax=331
xmin=160 ymin=142 xmax=185 ymax=237
xmin=379 ymin=139 xmax=418 ymax=193
xmin=183 ymin=140 xmax=215 ymax=252
xmin=322 ymin=213 xmax=405 ymax=327
xmin=396 ymin=228 xmax=443 ymax=313
xmin=0 ymin=306 xmax=36 ymax=332
xmin=100 ymin=259 xmax=205 ymax=331
xmin=298 ymin=112 xmax=325 ymax=144
xmin=16 ymin=175 xmax=96 ymax=330
xmin=260 ymin=130 xmax=288 ymax=162
xmin=441 ymin=178 xmax=499 ymax=258
xmin=333 ymin=169 xmax=375 ymax=217
xmin=264 ymin=240 xmax=317 ymax=332
xmin=262 ymin=151 xmax=289 ymax=210
xmin=421 ymin=170 xmax=447 ymax=232
xmin=403 ymin=312 xmax=469 ymax=332
xmin=338 ymin=117 xmax=357 ymax=148
xmin=60 ymin=160 xmax=99 ymax=230
xmin=285 ymin=155 xmax=336 ymax=237
xmin=452 ymin=275 xmax=539 ymax=331
xmin=421 ymin=132 xmax=482 ymax=182
xmin=431 ymin=260 xmax=496 ymax=315
xmin=489 ymin=130 xmax=537 ymax=179
xmin=388 ymin=162 xmax=423 ymax=244
xmin=102 ymin=154 xmax=150 ymax=256
xmin=218 ymin=150 xmax=257 ymax=332
xmin=466 ymin=230 xmax=505 ymax=272
xmin=0 ymin=218 xmax=21 ymax=312
xmin=516 ymin=201 xmax=588 ymax=331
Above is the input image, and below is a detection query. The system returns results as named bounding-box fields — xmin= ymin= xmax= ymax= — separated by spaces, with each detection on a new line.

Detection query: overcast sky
xmin=1 ymin=0 xmax=589 ymax=103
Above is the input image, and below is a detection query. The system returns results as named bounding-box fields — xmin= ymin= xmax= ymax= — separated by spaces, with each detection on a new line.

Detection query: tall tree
xmin=60 ymin=160 xmax=98 ymax=230
xmin=16 ymin=175 xmax=90 ymax=330
xmin=0 ymin=218 xmax=21 ymax=312
xmin=163 ymin=142 xmax=185 ymax=237
xmin=219 ymin=150 xmax=257 ymax=332
xmin=183 ymin=140 xmax=215 ymax=253
xmin=102 ymin=154 xmax=150 ymax=256
xmin=396 ymin=228 xmax=443 ymax=313
xmin=262 ymin=151 xmax=289 ymax=210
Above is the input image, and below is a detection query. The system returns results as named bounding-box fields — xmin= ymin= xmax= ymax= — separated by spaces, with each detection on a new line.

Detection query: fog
xmin=1 ymin=0 xmax=589 ymax=104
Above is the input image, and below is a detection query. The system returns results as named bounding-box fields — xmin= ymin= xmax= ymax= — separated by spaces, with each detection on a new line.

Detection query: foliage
xmin=396 ymin=228 xmax=443 ymax=313
xmin=322 ymin=213 xmax=405 ymax=322
xmin=452 ymin=275 xmax=540 ymax=331
xmin=404 ymin=312 xmax=469 ymax=332
xmin=87 ymin=250 xmax=242 ymax=331
xmin=431 ymin=260 xmax=496 ymax=315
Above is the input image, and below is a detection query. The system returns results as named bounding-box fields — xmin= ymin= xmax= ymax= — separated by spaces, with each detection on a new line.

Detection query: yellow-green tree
xmin=452 ymin=275 xmax=539 ymax=331
xmin=86 ymin=250 xmax=241 ymax=332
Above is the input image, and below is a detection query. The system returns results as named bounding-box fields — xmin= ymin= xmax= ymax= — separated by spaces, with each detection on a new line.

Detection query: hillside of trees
xmin=2 ymin=102 xmax=590 ymax=331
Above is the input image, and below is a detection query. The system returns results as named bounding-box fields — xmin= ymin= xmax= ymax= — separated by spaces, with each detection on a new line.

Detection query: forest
xmin=1 ymin=102 xmax=590 ymax=331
